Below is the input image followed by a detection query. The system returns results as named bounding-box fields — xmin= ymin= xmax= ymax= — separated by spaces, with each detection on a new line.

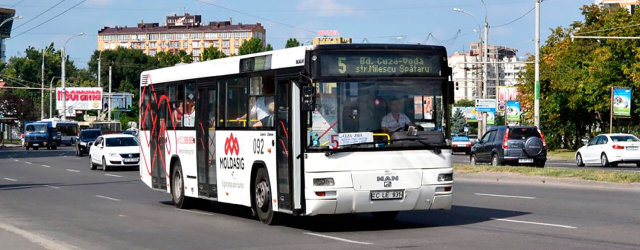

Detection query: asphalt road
xmin=451 ymin=152 xmax=640 ymax=172
xmin=1 ymin=146 xmax=640 ymax=250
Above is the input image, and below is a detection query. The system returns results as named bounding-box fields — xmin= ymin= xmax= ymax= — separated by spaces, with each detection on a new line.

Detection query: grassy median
xmin=454 ymin=164 xmax=640 ymax=184
xmin=547 ymin=149 xmax=577 ymax=161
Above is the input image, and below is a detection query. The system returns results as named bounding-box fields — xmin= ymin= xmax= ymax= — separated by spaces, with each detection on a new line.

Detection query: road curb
xmin=454 ymin=172 xmax=640 ymax=190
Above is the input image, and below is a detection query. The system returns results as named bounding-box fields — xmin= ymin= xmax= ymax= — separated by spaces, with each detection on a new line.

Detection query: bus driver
xmin=381 ymin=98 xmax=414 ymax=133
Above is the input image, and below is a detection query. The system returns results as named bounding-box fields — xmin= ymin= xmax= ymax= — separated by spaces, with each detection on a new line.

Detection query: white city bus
xmin=139 ymin=44 xmax=455 ymax=224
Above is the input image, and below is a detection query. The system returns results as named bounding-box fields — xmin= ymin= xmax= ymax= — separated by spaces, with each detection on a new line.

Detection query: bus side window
xmin=225 ymin=78 xmax=248 ymax=127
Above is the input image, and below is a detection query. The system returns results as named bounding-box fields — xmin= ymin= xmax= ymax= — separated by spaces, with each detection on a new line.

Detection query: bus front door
xmin=276 ymin=78 xmax=293 ymax=211
xmin=196 ymin=86 xmax=218 ymax=199
xmin=151 ymin=91 xmax=168 ymax=190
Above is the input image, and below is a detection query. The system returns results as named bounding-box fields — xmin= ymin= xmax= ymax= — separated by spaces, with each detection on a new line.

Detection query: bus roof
xmin=140 ymin=43 xmax=448 ymax=85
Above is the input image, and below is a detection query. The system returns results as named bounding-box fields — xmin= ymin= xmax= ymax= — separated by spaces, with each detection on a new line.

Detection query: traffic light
xmin=455 ymin=82 xmax=459 ymax=90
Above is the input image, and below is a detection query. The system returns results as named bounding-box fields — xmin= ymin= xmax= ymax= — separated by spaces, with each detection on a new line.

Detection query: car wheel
xmin=34 ymin=147 xmax=39 ymax=150
xmin=25 ymin=146 xmax=29 ymax=150
xmin=576 ymin=153 xmax=585 ymax=167
xmin=470 ymin=154 xmax=477 ymax=165
xmin=372 ymin=211 xmax=399 ymax=222
xmin=171 ymin=161 xmax=193 ymax=209
xmin=102 ymin=157 xmax=110 ymax=172
xmin=600 ymin=153 xmax=610 ymax=167
xmin=89 ymin=156 xmax=96 ymax=170
xmin=78 ymin=148 xmax=83 ymax=157
xmin=535 ymin=161 xmax=546 ymax=168
xmin=491 ymin=154 xmax=499 ymax=166
xmin=254 ymin=167 xmax=279 ymax=225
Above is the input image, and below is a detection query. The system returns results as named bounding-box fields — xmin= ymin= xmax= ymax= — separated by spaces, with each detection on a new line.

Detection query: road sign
xmin=475 ymin=99 xmax=496 ymax=112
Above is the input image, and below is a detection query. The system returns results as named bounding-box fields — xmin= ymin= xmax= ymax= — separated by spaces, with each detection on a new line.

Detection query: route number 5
xmin=330 ymin=134 xmax=340 ymax=149
xmin=338 ymin=57 xmax=346 ymax=73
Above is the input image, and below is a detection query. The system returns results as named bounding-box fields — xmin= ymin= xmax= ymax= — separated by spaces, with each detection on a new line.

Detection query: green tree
xmin=238 ymin=38 xmax=269 ymax=55
xmin=177 ymin=50 xmax=194 ymax=64
xmin=265 ymin=43 xmax=273 ymax=51
xmin=451 ymin=108 xmax=467 ymax=134
xmin=455 ymin=99 xmax=474 ymax=107
xmin=285 ymin=38 xmax=302 ymax=48
xmin=201 ymin=46 xmax=226 ymax=61
xmin=155 ymin=51 xmax=181 ymax=68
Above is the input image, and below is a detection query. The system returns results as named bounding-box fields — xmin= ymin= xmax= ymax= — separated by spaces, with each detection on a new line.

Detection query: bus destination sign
xmin=319 ymin=52 xmax=441 ymax=77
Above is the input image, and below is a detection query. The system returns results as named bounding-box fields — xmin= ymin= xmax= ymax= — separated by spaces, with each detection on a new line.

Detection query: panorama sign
xmin=55 ymin=87 xmax=103 ymax=110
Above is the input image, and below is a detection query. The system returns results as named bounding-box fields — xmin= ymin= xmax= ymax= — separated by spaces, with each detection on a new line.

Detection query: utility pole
xmin=108 ymin=65 xmax=112 ymax=121
xmin=482 ymin=15 xmax=489 ymax=136
xmin=41 ymin=49 xmax=45 ymax=120
xmin=61 ymin=46 xmax=67 ymax=120
xmin=534 ymin=0 xmax=541 ymax=127
xmin=98 ymin=51 xmax=102 ymax=120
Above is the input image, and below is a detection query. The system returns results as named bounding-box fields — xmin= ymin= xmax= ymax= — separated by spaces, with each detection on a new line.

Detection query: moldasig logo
xmin=221 ymin=133 xmax=244 ymax=170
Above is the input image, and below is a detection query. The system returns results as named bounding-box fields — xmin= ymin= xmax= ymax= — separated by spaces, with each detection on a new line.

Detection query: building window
xmin=222 ymin=48 xmax=230 ymax=55
xmin=149 ymin=42 xmax=156 ymax=49
xmin=191 ymin=33 xmax=203 ymax=39
xmin=192 ymin=49 xmax=201 ymax=56
xmin=183 ymin=42 xmax=189 ymax=48
xmin=222 ymin=40 xmax=230 ymax=48
xmin=149 ymin=50 xmax=157 ymax=56
xmin=177 ymin=33 xmax=188 ymax=40
xmin=221 ymin=32 xmax=230 ymax=39
xmin=148 ymin=33 xmax=159 ymax=40
xmin=235 ymin=48 xmax=239 ymax=55
xmin=161 ymin=33 xmax=174 ymax=40
xmin=234 ymin=40 xmax=239 ymax=47
xmin=118 ymin=34 xmax=129 ymax=41
xmin=214 ymin=41 xmax=220 ymax=47
xmin=204 ymin=41 xmax=210 ymax=48
xmin=192 ymin=41 xmax=201 ymax=48
xmin=205 ymin=33 xmax=218 ymax=39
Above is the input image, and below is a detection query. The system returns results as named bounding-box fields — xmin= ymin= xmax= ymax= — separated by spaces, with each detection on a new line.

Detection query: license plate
xmin=123 ymin=158 xmax=138 ymax=162
xmin=627 ymin=146 xmax=638 ymax=151
xmin=519 ymin=158 xmax=534 ymax=163
xmin=371 ymin=190 xmax=404 ymax=200
xmin=33 ymin=144 xmax=39 ymax=146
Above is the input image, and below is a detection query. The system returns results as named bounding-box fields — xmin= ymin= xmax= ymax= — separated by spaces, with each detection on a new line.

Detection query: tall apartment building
xmin=449 ymin=43 xmax=526 ymax=101
xmin=97 ymin=13 xmax=266 ymax=61
xmin=596 ymin=0 xmax=640 ymax=13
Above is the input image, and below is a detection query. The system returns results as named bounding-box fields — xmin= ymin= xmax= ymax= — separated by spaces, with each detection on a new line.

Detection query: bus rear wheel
xmin=254 ymin=168 xmax=279 ymax=225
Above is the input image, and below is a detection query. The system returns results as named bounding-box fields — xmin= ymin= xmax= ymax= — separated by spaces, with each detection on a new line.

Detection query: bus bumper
xmin=304 ymin=184 xmax=452 ymax=216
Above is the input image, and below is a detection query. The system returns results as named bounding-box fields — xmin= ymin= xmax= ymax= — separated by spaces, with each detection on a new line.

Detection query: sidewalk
xmin=0 ymin=144 xmax=22 ymax=149
xmin=0 ymin=225 xmax=47 ymax=250
xmin=455 ymin=172 xmax=640 ymax=190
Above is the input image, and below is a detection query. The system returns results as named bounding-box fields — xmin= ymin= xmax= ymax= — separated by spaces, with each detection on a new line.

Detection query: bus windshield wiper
xmin=324 ymin=141 xmax=381 ymax=156
xmin=385 ymin=138 xmax=443 ymax=154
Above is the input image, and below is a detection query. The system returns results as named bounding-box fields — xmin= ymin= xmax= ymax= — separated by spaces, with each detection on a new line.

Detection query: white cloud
xmin=298 ymin=0 xmax=364 ymax=17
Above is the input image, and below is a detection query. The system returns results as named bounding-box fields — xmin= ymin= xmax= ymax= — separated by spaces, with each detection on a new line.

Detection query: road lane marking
xmin=95 ymin=195 xmax=121 ymax=201
xmin=304 ymin=232 xmax=372 ymax=245
xmin=0 ymin=222 xmax=76 ymax=250
xmin=66 ymin=169 xmax=80 ymax=173
xmin=475 ymin=193 xmax=536 ymax=199
xmin=44 ymin=185 xmax=60 ymax=189
xmin=41 ymin=165 xmax=51 ymax=168
xmin=492 ymin=218 xmax=576 ymax=229
xmin=3 ymin=178 xmax=18 ymax=182
xmin=63 ymin=156 xmax=68 ymax=158
xmin=14 ymin=159 xmax=19 ymax=162
xmin=104 ymin=174 xmax=122 ymax=178
xmin=24 ymin=161 xmax=33 ymax=165
xmin=176 ymin=209 xmax=213 ymax=216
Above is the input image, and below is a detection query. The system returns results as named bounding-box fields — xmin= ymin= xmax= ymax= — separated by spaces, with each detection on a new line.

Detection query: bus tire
xmin=372 ymin=211 xmax=399 ymax=222
xmin=171 ymin=161 xmax=193 ymax=209
xmin=253 ymin=167 xmax=279 ymax=225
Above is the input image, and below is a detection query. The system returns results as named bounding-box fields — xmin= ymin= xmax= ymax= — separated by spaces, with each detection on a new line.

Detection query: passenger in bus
xmin=252 ymin=102 xmax=275 ymax=128
xmin=381 ymin=98 xmax=414 ymax=133
xmin=237 ymin=95 xmax=274 ymax=125
xmin=184 ymin=102 xmax=195 ymax=127
xmin=174 ymin=103 xmax=184 ymax=125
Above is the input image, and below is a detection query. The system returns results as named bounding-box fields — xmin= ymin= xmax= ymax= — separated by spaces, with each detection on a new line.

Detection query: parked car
xmin=76 ymin=129 xmax=102 ymax=156
xmin=575 ymin=134 xmax=640 ymax=168
xmin=123 ymin=128 xmax=138 ymax=136
xmin=89 ymin=134 xmax=140 ymax=171
xmin=470 ymin=126 xmax=547 ymax=168
xmin=452 ymin=136 xmax=472 ymax=155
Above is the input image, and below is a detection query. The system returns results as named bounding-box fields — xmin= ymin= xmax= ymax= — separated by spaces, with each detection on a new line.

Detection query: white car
xmin=89 ymin=134 xmax=140 ymax=171
xmin=576 ymin=133 xmax=640 ymax=168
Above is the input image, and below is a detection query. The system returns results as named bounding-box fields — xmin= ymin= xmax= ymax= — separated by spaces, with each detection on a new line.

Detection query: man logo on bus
xmin=224 ymin=133 xmax=240 ymax=155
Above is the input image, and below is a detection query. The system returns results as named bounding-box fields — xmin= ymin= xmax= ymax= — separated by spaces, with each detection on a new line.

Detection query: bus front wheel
xmin=254 ymin=167 xmax=279 ymax=225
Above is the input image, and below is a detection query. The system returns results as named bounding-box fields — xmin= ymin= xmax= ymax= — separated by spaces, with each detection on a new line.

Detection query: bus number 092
xmin=253 ymin=138 xmax=265 ymax=154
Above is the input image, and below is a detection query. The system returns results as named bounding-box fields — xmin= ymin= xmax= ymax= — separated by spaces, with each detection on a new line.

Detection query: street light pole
xmin=61 ymin=32 xmax=84 ymax=120
xmin=41 ymin=49 xmax=45 ymax=120
xmin=98 ymin=50 xmax=103 ymax=120
xmin=0 ymin=15 xmax=23 ymax=64
xmin=534 ymin=0 xmax=541 ymax=127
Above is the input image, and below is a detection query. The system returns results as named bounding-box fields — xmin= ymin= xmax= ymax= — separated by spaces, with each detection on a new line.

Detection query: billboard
xmin=612 ymin=87 xmax=632 ymax=117
xmin=452 ymin=106 xmax=477 ymax=121
xmin=506 ymin=101 xmax=521 ymax=122
xmin=56 ymin=87 xmax=102 ymax=111
xmin=103 ymin=93 xmax=133 ymax=111
xmin=497 ymin=86 xmax=519 ymax=112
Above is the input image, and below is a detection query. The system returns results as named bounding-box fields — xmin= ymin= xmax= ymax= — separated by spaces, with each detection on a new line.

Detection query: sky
xmin=1 ymin=0 xmax=594 ymax=68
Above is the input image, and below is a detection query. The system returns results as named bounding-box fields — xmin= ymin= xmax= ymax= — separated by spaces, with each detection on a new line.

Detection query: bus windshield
xmin=308 ymin=80 xmax=446 ymax=149
xmin=57 ymin=124 xmax=78 ymax=136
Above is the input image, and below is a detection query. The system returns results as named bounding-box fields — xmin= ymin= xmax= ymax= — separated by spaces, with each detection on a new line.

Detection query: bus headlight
xmin=313 ymin=178 xmax=335 ymax=186
xmin=437 ymin=174 xmax=453 ymax=182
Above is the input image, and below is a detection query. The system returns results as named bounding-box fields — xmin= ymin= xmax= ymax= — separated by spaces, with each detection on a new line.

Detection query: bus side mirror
xmin=302 ymin=86 xmax=316 ymax=111
xmin=447 ymin=81 xmax=455 ymax=104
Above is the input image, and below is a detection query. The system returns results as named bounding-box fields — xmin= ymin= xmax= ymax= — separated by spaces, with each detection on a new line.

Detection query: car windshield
xmin=80 ymin=131 xmax=101 ymax=140
xmin=610 ymin=135 xmax=640 ymax=142
xmin=27 ymin=125 xmax=48 ymax=133
xmin=105 ymin=137 xmax=139 ymax=147
xmin=453 ymin=136 xmax=469 ymax=141
xmin=509 ymin=128 xmax=540 ymax=140
xmin=308 ymin=80 xmax=447 ymax=149
xmin=57 ymin=124 xmax=78 ymax=136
